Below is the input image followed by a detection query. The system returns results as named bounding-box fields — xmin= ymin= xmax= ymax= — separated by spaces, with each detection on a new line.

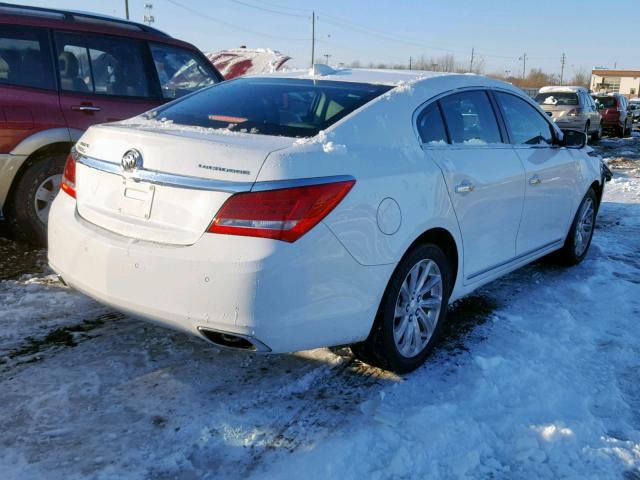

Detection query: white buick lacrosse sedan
xmin=48 ymin=67 xmax=605 ymax=372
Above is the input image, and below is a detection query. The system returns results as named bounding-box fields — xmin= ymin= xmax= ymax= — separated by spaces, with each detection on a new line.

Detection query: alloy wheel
xmin=393 ymin=259 xmax=443 ymax=358
xmin=34 ymin=174 xmax=62 ymax=224
xmin=574 ymin=197 xmax=594 ymax=257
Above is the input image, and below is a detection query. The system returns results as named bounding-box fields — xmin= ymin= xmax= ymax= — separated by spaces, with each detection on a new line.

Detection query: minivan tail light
xmin=60 ymin=151 xmax=77 ymax=198
xmin=208 ymin=179 xmax=355 ymax=242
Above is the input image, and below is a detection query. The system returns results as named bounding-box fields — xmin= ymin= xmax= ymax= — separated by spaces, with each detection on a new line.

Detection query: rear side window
xmin=149 ymin=43 xmax=218 ymax=99
xmin=54 ymin=32 xmax=152 ymax=97
xmin=416 ymin=103 xmax=448 ymax=145
xmin=149 ymin=78 xmax=392 ymax=138
xmin=439 ymin=91 xmax=502 ymax=145
xmin=495 ymin=92 xmax=554 ymax=145
xmin=0 ymin=26 xmax=54 ymax=90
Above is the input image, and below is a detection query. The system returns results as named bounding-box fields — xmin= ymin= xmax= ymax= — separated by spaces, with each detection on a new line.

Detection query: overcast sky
xmin=6 ymin=0 xmax=639 ymax=76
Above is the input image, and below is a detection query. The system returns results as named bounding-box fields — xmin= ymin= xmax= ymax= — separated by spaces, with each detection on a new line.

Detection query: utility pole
xmin=409 ymin=56 xmax=412 ymax=70
xmin=560 ymin=53 xmax=566 ymax=85
xmin=310 ymin=11 xmax=315 ymax=68
xmin=124 ymin=0 xmax=129 ymax=19
xmin=469 ymin=47 xmax=475 ymax=73
xmin=323 ymin=53 xmax=331 ymax=65
xmin=519 ymin=52 xmax=527 ymax=79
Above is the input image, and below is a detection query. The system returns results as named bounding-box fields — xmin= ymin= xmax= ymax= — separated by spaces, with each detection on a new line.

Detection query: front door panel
xmin=514 ymin=146 xmax=577 ymax=254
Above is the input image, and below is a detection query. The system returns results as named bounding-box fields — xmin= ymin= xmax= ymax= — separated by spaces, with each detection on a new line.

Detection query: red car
xmin=592 ymin=93 xmax=634 ymax=138
xmin=0 ymin=3 xmax=222 ymax=244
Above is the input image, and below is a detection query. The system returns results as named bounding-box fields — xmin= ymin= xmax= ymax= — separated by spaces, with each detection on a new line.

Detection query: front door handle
xmin=454 ymin=181 xmax=475 ymax=194
xmin=71 ymin=105 xmax=101 ymax=112
xmin=529 ymin=175 xmax=542 ymax=186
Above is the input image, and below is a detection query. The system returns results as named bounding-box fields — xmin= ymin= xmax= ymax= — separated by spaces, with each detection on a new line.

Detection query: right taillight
xmin=60 ymin=151 xmax=77 ymax=199
xmin=208 ymin=179 xmax=355 ymax=242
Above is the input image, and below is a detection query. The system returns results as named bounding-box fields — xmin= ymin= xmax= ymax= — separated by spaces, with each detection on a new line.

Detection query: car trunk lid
xmin=74 ymin=122 xmax=293 ymax=245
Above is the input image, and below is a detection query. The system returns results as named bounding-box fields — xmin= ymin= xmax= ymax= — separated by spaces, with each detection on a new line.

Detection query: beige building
xmin=590 ymin=69 xmax=640 ymax=99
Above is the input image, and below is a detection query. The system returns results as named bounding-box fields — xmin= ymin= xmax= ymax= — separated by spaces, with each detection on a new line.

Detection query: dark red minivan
xmin=0 ymin=3 xmax=222 ymax=244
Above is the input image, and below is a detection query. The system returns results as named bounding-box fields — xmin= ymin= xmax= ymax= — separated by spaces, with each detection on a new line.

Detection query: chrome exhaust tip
xmin=197 ymin=327 xmax=271 ymax=353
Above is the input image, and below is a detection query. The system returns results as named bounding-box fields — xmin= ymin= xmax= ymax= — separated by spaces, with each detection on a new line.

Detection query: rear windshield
xmin=593 ymin=96 xmax=617 ymax=108
xmin=534 ymin=92 xmax=579 ymax=106
xmin=147 ymin=77 xmax=392 ymax=137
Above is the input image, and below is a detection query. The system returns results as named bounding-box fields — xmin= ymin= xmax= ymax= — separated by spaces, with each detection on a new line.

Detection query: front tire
xmin=351 ymin=243 xmax=451 ymax=373
xmin=591 ymin=122 xmax=602 ymax=142
xmin=555 ymin=188 xmax=597 ymax=265
xmin=5 ymin=153 xmax=66 ymax=246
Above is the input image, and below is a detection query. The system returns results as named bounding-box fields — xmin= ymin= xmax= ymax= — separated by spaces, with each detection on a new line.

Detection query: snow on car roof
xmin=252 ymin=66 xmax=460 ymax=86
xmin=538 ymin=86 xmax=587 ymax=93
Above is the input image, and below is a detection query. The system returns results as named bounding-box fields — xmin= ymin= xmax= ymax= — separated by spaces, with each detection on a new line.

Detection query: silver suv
xmin=535 ymin=86 xmax=602 ymax=142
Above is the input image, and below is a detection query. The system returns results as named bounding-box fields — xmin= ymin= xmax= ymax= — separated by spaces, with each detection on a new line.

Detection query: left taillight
xmin=60 ymin=151 xmax=77 ymax=199
xmin=208 ymin=179 xmax=355 ymax=243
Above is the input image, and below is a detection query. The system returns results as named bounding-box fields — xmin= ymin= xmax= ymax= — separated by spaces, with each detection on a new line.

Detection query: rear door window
xmin=149 ymin=43 xmax=218 ymax=99
xmin=0 ymin=25 xmax=54 ymax=90
xmin=54 ymin=31 xmax=153 ymax=97
xmin=416 ymin=102 xmax=448 ymax=145
xmin=439 ymin=90 xmax=502 ymax=145
xmin=495 ymin=91 xmax=554 ymax=145
xmin=149 ymin=77 xmax=392 ymax=138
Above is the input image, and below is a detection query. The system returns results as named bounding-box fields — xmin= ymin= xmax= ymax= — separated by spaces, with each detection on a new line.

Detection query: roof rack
xmin=0 ymin=2 xmax=171 ymax=37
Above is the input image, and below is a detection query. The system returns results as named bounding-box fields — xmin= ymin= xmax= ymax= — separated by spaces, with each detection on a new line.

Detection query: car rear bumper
xmin=552 ymin=118 xmax=586 ymax=130
xmin=600 ymin=119 xmax=622 ymax=129
xmin=48 ymin=192 xmax=393 ymax=353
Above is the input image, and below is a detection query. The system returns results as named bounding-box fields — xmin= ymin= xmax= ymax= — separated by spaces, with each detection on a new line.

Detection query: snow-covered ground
xmin=1 ymin=133 xmax=639 ymax=479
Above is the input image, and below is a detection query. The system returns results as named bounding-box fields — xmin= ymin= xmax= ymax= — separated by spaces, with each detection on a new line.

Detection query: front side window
xmin=439 ymin=91 xmax=502 ymax=145
xmin=54 ymin=32 xmax=152 ymax=97
xmin=149 ymin=43 xmax=218 ymax=99
xmin=416 ymin=102 xmax=448 ymax=145
xmin=148 ymin=78 xmax=392 ymax=138
xmin=0 ymin=26 xmax=54 ymax=89
xmin=495 ymin=92 xmax=554 ymax=146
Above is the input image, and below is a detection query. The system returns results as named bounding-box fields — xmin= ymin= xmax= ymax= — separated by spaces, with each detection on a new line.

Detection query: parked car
xmin=591 ymin=93 xmax=633 ymax=137
xmin=627 ymin=103 xmax=640 ymax=123
xmin=48 ymin=68 xmax=605 ymax=373
xmin=0 ymin=3 xmax=222 ymax=244
xmin=535 ymin=86 xmax=602 ymax=142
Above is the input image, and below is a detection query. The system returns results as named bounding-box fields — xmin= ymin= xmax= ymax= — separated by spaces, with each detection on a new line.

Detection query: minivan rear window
xmin=148 ymin=78 xmax=392 ymax=137
xmin=534 ymin=92 xmax=579 ymax=106
xmin=593 ymin=96 xmax=617 ymax=108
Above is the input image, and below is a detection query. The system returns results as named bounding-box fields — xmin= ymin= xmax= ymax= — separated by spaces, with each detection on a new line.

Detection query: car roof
xmin=0 ymin=2 xmax=186 ymax=44
xmin=251 ymin=66 xmax=488 ymax=86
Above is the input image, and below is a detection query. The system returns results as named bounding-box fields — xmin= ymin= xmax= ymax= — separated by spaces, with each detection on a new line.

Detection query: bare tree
xmin=572 ymin=68 xmax=589 ymax=87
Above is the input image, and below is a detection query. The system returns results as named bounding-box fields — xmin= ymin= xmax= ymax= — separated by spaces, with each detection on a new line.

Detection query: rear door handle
xmin=454 ymin=181 xmax=475 ymax=194
xmin=71 ymin=105 xmax=101 ymax=112
xmin=529 ymin=175 xmax=542 ymax=186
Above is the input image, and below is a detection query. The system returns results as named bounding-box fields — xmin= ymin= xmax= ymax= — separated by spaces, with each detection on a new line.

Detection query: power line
xmin=223 ymin=0 xmax=308 ymax=18
xmin=165 ymin=0 xmax=308 ymax=42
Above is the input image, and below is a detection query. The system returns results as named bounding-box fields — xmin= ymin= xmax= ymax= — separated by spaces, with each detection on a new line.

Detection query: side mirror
xmin=560 ymin=129 xmax=587 ymax=149
xmin=597 ymin=104 xmax=604 ymax=110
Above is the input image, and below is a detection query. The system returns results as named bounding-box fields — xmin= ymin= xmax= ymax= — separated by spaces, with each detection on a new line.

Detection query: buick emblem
xmin=121 ymin=149 xmax=143 ymax=172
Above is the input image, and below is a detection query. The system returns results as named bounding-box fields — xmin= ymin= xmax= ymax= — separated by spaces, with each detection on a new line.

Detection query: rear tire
xmin=554 ymin=188 xmax=597 ymax=265
xmin=5 ymin=153 xmax=66 ymax=246
xmin=351 ymin=243 xmax=451 ymax=373
xmin=617 ymin=122 xmax=625 ymax=138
